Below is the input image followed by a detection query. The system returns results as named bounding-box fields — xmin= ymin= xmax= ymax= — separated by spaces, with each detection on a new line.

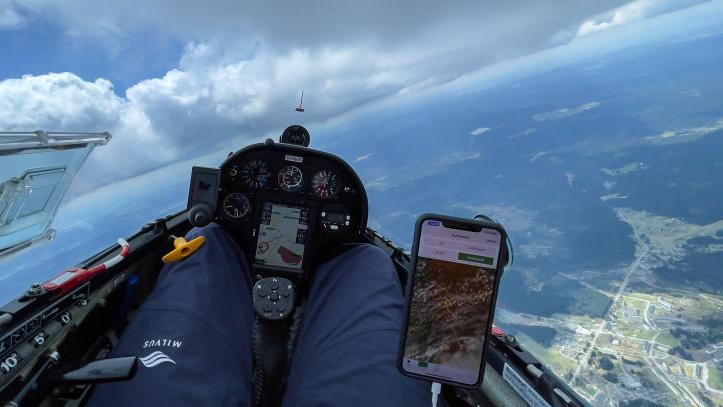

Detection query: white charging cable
xmin=431 ymin=382 xmax=442 ymax=407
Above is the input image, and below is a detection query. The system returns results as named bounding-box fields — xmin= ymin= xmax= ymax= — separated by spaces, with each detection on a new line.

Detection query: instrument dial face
xmin=278 ymin=165 xmax=303 ymax=191
xmin=240 ymin=159 xmax=271 ymax=188
xmin=280 ymin=125 xmax=310 ymax=146
xmin=312 ymin=170 xmax=341 ymax=199
xmin=223 ymin=193 xmax=251 ymax=219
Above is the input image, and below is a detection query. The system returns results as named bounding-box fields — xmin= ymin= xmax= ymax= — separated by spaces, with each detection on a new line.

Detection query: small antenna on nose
xmin=295 ymin=90 xmax=305 ymax=112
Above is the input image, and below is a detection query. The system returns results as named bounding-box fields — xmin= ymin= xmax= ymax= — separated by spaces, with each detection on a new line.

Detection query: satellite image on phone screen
xmin=403 ymin=220 xmax=501 ymax=384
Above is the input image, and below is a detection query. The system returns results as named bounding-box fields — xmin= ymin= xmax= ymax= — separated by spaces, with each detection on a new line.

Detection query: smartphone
xmin=398 ymin=214 xmax=506 ymax=387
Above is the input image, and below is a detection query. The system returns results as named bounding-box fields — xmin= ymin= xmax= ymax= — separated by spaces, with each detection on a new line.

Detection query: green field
xmin=622 ymin=296 xmax=646 ymax=309
xmin=574 ymin=379 xmax=597 ymax=399
xmin=513 ymin=332 xmax=578 ymax=374
xmin=709 ymin=366 xmax=723 ymax=391
xmin=628 ymin=292 xmax=659 ymax=302
xmin=682 ymin=364 xmax=693 ymax=378
xmin=656 ymin=332 xmax=680 ymax=348
xmin=627 ymin=328 xmax=657 ymax=341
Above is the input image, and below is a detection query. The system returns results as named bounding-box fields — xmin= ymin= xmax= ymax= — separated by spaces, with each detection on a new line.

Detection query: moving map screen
xmin=402 ymin=219 xmax=502 ymax=385
xmin=254 ymin=202 xmax=309 ymax=270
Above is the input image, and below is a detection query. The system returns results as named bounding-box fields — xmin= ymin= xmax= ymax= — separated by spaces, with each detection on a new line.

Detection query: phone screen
xmin=401 ymin=218 xmax=502 ymax=385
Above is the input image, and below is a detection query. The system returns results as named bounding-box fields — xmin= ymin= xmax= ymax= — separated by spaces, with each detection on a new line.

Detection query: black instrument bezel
xmin=218 ymin=141 xmax=368 ymax=277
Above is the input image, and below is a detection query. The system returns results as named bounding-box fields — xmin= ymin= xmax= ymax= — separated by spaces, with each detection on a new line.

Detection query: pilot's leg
xmin=282 ymin=244 xmax=429 ymax=406
xmin=88 ymin=223 xmax=253 ymax=407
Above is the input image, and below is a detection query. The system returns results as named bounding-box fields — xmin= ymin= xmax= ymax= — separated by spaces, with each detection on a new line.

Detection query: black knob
xmin=188 ymin=204 xmax=212 ymax=227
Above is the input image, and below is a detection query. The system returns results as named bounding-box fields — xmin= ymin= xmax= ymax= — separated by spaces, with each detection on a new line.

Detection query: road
xmin=571 ymin=227 xmax=650 ymax=381
xmin=508 ymin=220 xmax=723 ymax=405
xmin=638 ymin=292 xmax=705 ymax=406
xmin=644 ymin=333 xmax=705 ymax=407
xmin=568 ymin=225 xmax=709 ymax=406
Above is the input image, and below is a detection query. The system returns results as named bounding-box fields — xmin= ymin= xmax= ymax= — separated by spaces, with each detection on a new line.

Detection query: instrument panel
xmin=218 ymin=141 xmax=367 ymax=275
xmin=225 ymin=159 xmax=347 ymax=203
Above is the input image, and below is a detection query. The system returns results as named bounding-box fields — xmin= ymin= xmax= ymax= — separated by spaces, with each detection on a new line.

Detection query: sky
xmin=0 ymin=0 xmax=714 ymax=197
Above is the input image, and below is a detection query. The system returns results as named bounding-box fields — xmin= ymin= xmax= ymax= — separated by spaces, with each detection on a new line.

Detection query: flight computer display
xmin=254 ymin=202 xmax=309 ymax=270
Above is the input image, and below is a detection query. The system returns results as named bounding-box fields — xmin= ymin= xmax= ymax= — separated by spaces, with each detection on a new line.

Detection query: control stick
xmin=187 ymin=166 xmax=220 ymax=227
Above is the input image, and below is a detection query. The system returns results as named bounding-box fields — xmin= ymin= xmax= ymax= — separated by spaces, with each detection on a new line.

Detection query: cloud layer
xmin=0 ymin=0 xmax=706 ymax=194
xmin=12 ymin=1 xmax=627 ymax=47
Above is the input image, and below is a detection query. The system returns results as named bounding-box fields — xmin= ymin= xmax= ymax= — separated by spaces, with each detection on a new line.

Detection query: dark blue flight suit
xmin=89 ymin=223 xmax=429 ymax=406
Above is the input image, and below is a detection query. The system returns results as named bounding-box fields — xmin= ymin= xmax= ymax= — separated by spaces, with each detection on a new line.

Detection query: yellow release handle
xmin=162 ymin=236 xmax=205 ymax=264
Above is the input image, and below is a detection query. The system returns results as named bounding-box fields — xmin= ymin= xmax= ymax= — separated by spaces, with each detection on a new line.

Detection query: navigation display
xmin=402 ymin=219 xmax=502 ymax=385
xmin=255 ymin=202 xmax=309 ymax=269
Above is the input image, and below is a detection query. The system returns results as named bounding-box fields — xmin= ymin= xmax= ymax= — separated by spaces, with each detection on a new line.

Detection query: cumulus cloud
xmin=576 ymin=0 xmax=709 ymax=37
xmin=4 ymin=0 xmax=702 ymax=193
xmin=2 ymin=42 xmax=461 ymax=191
xmin=0 ymin=31 xmax=550 ymax=191
xmin=0 ymin=73 xmax=178 ymax=185
xmin=125 ymin=45 xmax=429 ymax=149
xmin=0 ymin=73 xmax=123 ymax=130
xmin=0 ymin=40 xmax=446 ymax=188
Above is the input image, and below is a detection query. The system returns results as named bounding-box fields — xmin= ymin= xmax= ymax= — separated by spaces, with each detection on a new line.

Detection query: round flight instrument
xmin=312 ymin=170 xmax=341 ymax=199
xmin=280 ymin=125 xmax=310 ymax=147
xmin=222 ymin=193 xmax=251 ymax=219
xmin=278 ymin=165 xmax=303 ymax=191
xmin=240 ymin=159 xmax=271 ymax=188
